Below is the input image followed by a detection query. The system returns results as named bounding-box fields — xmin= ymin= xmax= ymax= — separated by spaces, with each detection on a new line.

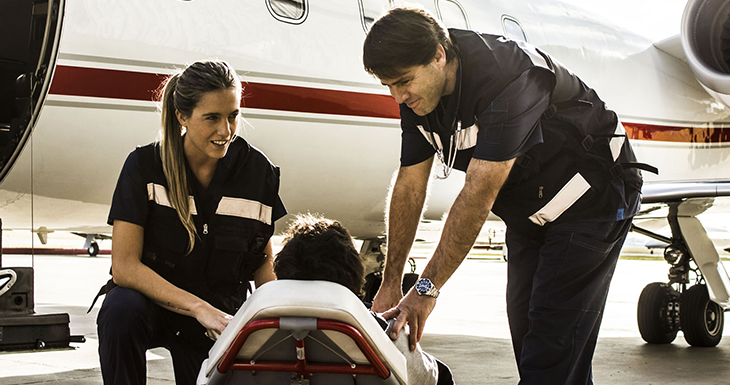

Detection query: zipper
xmin=203 ymin=223 xmax=208 ymax=235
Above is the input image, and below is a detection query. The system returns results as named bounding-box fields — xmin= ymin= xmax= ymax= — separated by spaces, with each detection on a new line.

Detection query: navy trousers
xmin=506 ymin=218 xmax=631 ymax=385
xmin=97 ymin=287 xmax=213 ymax=385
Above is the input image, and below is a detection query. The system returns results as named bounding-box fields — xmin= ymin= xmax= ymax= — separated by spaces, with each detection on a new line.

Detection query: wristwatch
xmin=415 ymin=278 xmax=439 ymax=298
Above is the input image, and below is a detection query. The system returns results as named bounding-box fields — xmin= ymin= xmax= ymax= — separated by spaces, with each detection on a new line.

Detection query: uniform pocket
xmin=536 ymin=221 xmax=622 ymax=311
xmin=208 ymin=226 xmax=266 ymax=291
xmin=143 ymin=211 xmax=188 ymax=270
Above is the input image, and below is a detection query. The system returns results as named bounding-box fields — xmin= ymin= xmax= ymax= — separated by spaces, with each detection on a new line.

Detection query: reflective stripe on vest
xmin=528 ymin=173 xmax=591 ymax=226
xmin=610 ymin=122 xmax=627 ymax=162
xmin=147 ymin=183 xmax=198 ymax=215
xmin=455 ymin=123 xmax=478 ymax=150
xmin=416 ymin=122 xmax=479 ymax=151
xmin=147 ymin=183 xmax=273 ymax=225
xmin=215 ymin=197 xmax=273 ymax=225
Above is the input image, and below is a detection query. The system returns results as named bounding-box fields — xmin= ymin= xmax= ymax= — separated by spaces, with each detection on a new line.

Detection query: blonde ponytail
xmin=157 ymin=60 xmax=241 ymax=254
xmin=160 ymin=73 xmax=197 ymax=254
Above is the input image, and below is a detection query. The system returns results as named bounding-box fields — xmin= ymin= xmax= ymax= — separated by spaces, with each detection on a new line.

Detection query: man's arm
xmin=371 ymin=156 xmax=434 ymax=313
xmin=385 ymin=157 xmax=515 ymax=350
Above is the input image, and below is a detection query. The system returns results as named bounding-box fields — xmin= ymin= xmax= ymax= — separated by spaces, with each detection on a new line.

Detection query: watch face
xmin=416 ymin=279 xmax=431 ymax=293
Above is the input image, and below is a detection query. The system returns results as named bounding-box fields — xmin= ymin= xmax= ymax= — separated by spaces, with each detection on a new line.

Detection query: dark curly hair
xmin=274 ymin=214 xmax=365 ymax=295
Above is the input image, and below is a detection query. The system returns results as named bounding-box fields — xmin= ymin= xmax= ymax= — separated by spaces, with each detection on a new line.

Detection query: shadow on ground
xmin=420 ymin=333 xmax=730 ymax=385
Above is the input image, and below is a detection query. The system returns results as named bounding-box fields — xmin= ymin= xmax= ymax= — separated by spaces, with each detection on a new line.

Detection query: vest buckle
xmin=582 ymin=135 xmax=594 ymax=151
xmin=609 ymin=163 xmax=624 ymax=179
xmin=543 ymin=104 xmax=558 ymax=120
xmin=516 ymin=154 xmax=532 ymax=169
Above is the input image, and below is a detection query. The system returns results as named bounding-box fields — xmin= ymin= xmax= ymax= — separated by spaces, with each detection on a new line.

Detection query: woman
xmin=96 ymin=60 xmax=286 ymax=385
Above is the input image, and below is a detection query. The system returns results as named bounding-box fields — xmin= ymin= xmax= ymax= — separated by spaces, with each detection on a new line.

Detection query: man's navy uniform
xmin=97 ymin=137 xmax=286 ymax=385
xmin=399 ymin=29 xmax=651 ymax=384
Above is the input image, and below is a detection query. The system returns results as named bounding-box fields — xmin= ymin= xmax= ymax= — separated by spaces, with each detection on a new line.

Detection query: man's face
xmin=379 ymin=59 xmax=448 ymax=117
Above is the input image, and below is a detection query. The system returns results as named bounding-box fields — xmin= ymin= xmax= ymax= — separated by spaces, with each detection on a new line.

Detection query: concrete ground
xmin=1 ymin=252 xmax=730 ymax=384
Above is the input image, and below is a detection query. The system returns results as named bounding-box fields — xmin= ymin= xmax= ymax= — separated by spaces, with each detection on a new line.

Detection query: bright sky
xmin=560 ymin=0 xmax=688 ymax=41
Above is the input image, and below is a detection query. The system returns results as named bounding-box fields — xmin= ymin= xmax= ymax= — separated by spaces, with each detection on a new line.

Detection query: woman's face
xmin=177 ymin=87 xmax=240 ymax=166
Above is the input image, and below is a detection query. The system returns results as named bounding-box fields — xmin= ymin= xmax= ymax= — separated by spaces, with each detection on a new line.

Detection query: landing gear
xmin=681 ymin=284 xmax=723 ymax=347
xmin=71 ymin=232 xmax=111 ymax=257
xmin=637 ymin=283 xmax=680 ymax=344
xmin=359 ymin=238 xmax=418 ymax=304
xmin=633 ymin=199 xmax=729 ymax=347
xmin=87 ymin=241 xmax=99 ymax=257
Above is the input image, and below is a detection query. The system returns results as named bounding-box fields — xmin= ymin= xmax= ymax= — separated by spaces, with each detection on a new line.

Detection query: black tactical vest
xmin=137 ymin=138 xmax=281 ymax=345
xmin=409 ymin=30 xmax=652 ymax=236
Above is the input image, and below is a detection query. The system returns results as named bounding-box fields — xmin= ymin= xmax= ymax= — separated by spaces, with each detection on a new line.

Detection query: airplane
xmin=1 ymin=0 xmax=730 ymax=349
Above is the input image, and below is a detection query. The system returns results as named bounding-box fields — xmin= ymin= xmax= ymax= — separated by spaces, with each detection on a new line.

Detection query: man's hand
xmin=372 ymin=279 xmax=403 ymax=313
xmin=381 ymin=289 xmax=436 ymax=351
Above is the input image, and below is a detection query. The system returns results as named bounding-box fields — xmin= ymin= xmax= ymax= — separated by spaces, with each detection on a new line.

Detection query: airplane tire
xmin=87 ymin=242 xmax=99 ymax=257
xmin=637 ymin=282 xmax=679 ymax=344
xmin=680 ymin=284 xmax=723 ymax=347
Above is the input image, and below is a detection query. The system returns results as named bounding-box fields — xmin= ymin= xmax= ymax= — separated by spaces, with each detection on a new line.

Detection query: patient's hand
xmin=372 ymin=281 xmax=403 ymax=313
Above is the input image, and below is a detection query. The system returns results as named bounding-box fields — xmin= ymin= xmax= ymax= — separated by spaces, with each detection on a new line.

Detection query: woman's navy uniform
xmin=97 ymin=137 xmax=286 ymax=385
xmin=399 ymin=29 xmax=654 ymax=384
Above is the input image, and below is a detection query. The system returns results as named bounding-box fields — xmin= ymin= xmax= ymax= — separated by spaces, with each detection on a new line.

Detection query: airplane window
xmin=266 ymin=0 xmax=308 ymax=24
xmin=359 ymin=0 xmax=390 ymax=33
xmin=502 ymin=15 xmax=528 ymax=42
xmin=437 ymin=0 xmax=469 ymax=29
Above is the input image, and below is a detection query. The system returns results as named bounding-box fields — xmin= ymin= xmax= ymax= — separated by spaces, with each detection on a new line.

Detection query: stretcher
xmin=197 ymin=280 xmax=407 ymax=385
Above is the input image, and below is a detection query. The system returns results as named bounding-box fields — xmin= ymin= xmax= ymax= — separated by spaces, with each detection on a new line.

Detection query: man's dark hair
xmin=363 ymin=7 xmax=456 ymax=79
xmin=274 ymin=213 xmax=365 ymax=295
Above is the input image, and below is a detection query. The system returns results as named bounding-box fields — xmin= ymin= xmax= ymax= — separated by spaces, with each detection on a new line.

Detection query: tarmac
xmin=2 ymin=251 xmax=730 ymax=384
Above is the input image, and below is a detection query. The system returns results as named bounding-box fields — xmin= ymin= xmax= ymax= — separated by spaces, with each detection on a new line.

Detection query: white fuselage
xmin=1 ymin=0 xmax=728 ymax=241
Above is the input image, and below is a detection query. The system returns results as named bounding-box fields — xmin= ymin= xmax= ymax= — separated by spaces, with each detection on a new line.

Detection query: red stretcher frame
xmin=217 ymin=318 xmax=391 ymax=380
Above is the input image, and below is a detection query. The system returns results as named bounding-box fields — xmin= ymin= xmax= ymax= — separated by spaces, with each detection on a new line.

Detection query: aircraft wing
xmin=641 ymin=180 xmax=730 ymax=203
xmin=653 ymin=35 xmax=686 ymax=64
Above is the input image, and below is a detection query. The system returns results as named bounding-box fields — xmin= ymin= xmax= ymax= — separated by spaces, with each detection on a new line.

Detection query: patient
xmin=273 ymin=213 xmax=455 ymax=385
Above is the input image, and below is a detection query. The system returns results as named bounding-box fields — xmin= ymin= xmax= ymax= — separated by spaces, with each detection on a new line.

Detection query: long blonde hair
xmin=158 ymin=60 xmax=241 ymax=254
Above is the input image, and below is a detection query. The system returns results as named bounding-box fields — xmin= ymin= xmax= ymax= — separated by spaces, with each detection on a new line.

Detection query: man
xmin=273 ymin=213 xmax=455 ymax=385
xmin=363 ymin=7 xmax=653 ymax=385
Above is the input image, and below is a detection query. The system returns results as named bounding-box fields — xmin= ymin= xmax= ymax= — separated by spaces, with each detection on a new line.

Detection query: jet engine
xmin=682 ymin=0 xmax=730 ymax=108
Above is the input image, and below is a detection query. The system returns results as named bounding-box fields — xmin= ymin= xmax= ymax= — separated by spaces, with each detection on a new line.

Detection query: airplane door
xmin=0 ymin=0 xmax=65 ymax=249
xmin=0 ymin=0 xmax=64 ymax=184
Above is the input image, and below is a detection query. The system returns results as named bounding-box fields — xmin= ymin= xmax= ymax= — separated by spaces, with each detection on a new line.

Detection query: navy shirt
xmin=398 ymin=29 xmax=642 ymax=233
xmin=400 ymin=31 xmax=554 ymax=171
xmin=108 ymin=138 xmax=286 ymax=229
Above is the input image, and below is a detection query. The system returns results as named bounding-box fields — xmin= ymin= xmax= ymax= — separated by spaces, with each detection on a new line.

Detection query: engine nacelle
xmin=682 ymin=0 xmax=730 ymax=108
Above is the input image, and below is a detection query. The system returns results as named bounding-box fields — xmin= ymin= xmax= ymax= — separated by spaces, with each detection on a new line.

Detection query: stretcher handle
xmin=217 ymin=317 xmax=390 ymax=380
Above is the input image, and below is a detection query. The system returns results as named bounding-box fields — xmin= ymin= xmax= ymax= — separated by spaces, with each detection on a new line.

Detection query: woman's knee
xmin=97 ymin=287 xmax=153 ymax=332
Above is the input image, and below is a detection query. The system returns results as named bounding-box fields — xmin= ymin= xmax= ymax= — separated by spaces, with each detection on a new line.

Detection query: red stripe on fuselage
xmin=48 ymin=66 xmax=730 ymax=143
xmin=624 ymin=122 xmax=730 ymax=144
xmin=49 ymin=65 xmax=400 ymax=119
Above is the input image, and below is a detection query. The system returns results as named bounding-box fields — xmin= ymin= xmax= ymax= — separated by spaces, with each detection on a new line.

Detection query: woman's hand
xmin=112 ymin=220 xmax=233 ymax=333
xmin=193 ymin=301 xmax=234 ymax=334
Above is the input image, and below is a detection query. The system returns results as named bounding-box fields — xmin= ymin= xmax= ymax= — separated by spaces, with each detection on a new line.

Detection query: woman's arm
xmin=254 ymin=239 xmax=277 ymax=288
xmin=111 ymin=220 xmax=233 ymax=333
